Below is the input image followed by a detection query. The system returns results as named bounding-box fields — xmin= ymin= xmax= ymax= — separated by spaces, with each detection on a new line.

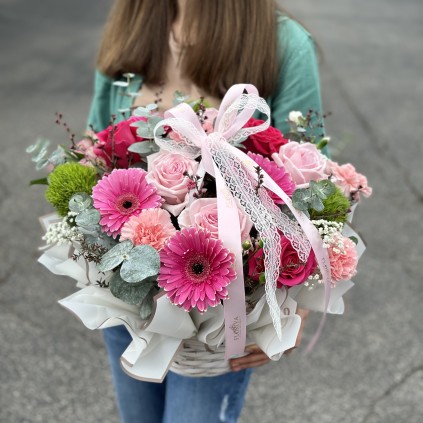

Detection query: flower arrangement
xmin=29 ymin=84 xmax=371 ymax=382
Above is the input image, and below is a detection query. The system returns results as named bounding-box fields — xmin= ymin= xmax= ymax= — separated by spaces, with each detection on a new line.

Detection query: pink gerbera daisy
xmin=92 ymin=168 xmax=162 ymax=237
xmin=247 ymin=152 xmax=296 ymax=204
xmin=120 ymin=208 xmax=176 ymax=250
xmin=158 ymin=228 xmax=236 ymax=312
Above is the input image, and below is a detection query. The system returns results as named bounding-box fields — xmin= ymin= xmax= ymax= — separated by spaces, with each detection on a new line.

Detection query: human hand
xmin=229 ymin=307 xmax=310 ymax=371
xmin=229 ymin=344 xmax=271 ymax=372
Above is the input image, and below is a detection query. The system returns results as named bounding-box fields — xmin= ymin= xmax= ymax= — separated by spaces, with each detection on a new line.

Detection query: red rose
xmin=248 ymin=235 xmax=317 ymax=287
xmin=94 ymin=116 xmax=146 ymax=168
xmin=241 ymin=118 xmax=288 ymax=157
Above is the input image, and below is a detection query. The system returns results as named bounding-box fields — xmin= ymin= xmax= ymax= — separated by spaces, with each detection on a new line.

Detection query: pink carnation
xmin=147 ymin=151 xmax=199 ymax=216
xmin=328 ymin=236 xmax=358 ymax=283
xmin=247 ymin=152 xmax=296 ymax=204
xmin=272 ymin=141 xmax=327 ymax=186
xmin=326 ymin=161 xmax=372 ymax=201
xmin=178 ymin=198 xmax=253 ymax=242
xmin=120 ymin=208 xmax=176 ymax=250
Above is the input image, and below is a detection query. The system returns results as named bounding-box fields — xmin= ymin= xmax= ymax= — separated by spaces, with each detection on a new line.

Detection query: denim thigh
xmin=103 ymin=325 xmax=252 ymax=423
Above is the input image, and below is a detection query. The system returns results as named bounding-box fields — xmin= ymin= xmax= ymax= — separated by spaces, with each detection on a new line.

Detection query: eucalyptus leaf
xmin=112 ymin=81 xmax=129 ymax=87
xmin=77 ymin=225 xmax=100 ymax=236
xmin=292 ymin=189 xmax=312 ymax=211
xmin=26 ymin=138 xmax=50 ymax=154
xmin=148 ymin=116 xmax=163 ymax=127
xmin=136 ymin=126 xmax=155 ymax=139
xmin=97 ymin=240 xmax=134 ymax=272
xmin=75 ymin=208 xmax=101 ymax=227
xmin=85 ymin=234 xmax=118 ymax=250
xmin=309 ymin=195 xmax=325 ymax=212
xmin=130 ymin=120 xmax=148 ymax=128
xmin=139 ymin=286 xmax=159 ymax=319
xmin=146 ymin=103 xmax=158 ymax=111
xmin=109 ymin=272 xmax=155 ymax=305
xmin=310 ymin=180 xmax=335 ymax=199
xmin=133 ymin=107 xmax=152 ymax=118
xmin=69 ymin=193 xmax=92 ymax=213
xmin=173 ymin=91 xmax=189 ymax=105
xmin=120 ymin=244 xmax=160 ymax=283
xmin=128 ymin=142 xmax=157 ymax=154
xmin=35 ymin=159 xmax=49 ymax=170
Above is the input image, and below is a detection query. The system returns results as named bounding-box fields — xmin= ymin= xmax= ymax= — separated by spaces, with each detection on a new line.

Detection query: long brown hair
xmin=97 ymin=0 xmax=281 ymax=98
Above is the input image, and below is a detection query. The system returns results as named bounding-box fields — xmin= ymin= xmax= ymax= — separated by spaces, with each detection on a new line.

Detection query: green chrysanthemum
xmin=45 ymin=162 xmax=98 ymax=216
xmin=310 ymin=186 xmax=350 ymax=223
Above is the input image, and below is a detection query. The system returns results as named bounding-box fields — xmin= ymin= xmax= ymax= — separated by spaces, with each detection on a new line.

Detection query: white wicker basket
xmin=170 ymin=339 xmax=230 ymax=377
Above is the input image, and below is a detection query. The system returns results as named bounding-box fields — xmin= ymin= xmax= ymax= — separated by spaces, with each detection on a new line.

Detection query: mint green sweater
xmin=87 ymin=17 xmax=323 ymax=136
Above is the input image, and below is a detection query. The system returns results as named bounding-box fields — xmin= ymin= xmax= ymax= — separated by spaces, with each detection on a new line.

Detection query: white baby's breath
xmin=42 ymin=214 xmax=83 ymax=245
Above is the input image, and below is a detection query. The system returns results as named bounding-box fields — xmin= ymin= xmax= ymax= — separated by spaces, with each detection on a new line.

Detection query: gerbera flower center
xmin=185 ymin=254 xmax=211 ymax=283
xmin=116 ymin=193 xmax=140 ymax=215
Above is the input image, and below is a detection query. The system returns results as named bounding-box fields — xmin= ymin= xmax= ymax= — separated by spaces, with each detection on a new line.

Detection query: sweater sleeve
xmin=86 ymin=70 xmax=113 ymax=132
xmin=269 ymin=18 xmax=324 ymax=136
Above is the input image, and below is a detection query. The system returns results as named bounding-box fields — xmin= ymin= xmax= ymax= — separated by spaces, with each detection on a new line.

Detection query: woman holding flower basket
xmin=24 ymin=0 xmax=368 ymax=421
xmin=84 ymin=0 xmax=327 ymax=422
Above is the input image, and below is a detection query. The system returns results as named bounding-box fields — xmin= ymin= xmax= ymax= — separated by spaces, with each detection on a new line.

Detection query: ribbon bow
xmin=154 ymin=84 xmax=332 ymax=358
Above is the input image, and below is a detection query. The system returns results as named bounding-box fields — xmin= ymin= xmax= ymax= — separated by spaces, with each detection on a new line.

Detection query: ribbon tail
xmin=214 ymin=168 xmax=247 ymax=358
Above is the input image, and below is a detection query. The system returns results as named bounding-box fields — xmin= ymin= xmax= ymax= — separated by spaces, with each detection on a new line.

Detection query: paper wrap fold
xmin=58 ymin=284 xmax=301 ymax=382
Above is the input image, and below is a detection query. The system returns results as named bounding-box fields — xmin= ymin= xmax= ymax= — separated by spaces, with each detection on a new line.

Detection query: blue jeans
xmin=103 ymin=325 xmax=252 ymax=423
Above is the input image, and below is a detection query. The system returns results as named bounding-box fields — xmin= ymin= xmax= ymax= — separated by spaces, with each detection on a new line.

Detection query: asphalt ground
xmin=0 ymin=0 xmax=422 ymax=422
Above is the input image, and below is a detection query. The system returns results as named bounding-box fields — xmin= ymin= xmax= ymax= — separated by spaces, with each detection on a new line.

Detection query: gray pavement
xmin=0 ymin=0 xmax=422 ymax=422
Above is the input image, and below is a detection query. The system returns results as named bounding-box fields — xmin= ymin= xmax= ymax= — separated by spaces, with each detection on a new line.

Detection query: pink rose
xmin=93 ymin=116 xmax=146 ymax=169
xmin=326 ymin=161 xmax=372 ymax=201
xmin=328 ymin=235 xmax=358 ymax=283
xmin=248 ymin=234 xmax=317 ymax=287
xmin=147 ymin=151 xmax=199 ymax=216
xmin=178 ymin=198 xmax=253 ymax=242
xmin=272 ymin=141 xmax=327 ymax=186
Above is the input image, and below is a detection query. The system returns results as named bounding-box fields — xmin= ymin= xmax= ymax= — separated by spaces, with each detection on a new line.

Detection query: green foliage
xmin=97 ymin=240 xmax=134 ymax=272
xmin=119 ymin=244 xmax=160 ymax=283
xmin=309 ymin=186 xmax=351 ymax=223
xmin=97 ymin=241 xmax=160 ymax=283
xmin=29 ymin=177 xmax=49 ymax=186
xmin=69 ymin=193 xmax=92 ymax=213
xmin=26 ymin=138 xmax=51 ymax=170
xmin=139 ymin=286 xmax=160 ymax=319
xmin=292 ymin=179 xmax=336 ymax=217
xmin=109 ymin=272 xmax=156 ymax=305
xmin=45 ymin=163 xmax=97 ymax=216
